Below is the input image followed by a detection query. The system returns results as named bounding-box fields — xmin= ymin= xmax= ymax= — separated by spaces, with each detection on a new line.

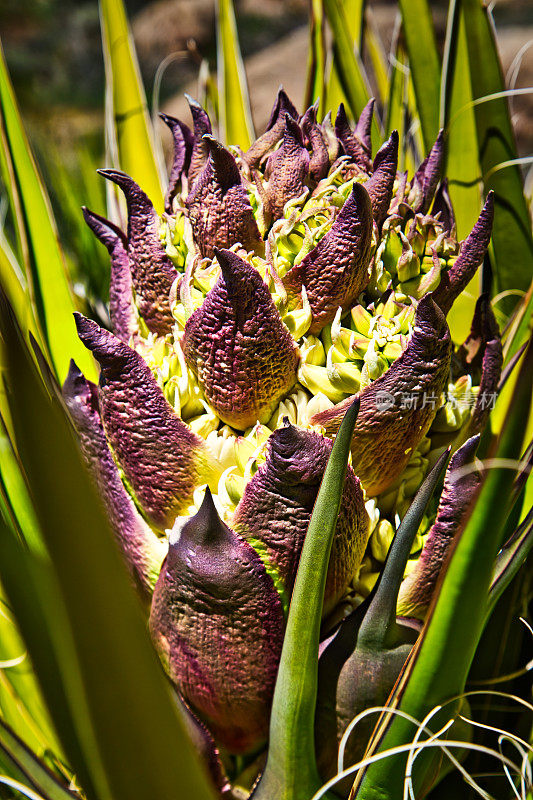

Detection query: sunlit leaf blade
xmin=398 ymin=0 xmax=440 ymax=151
xmin=492 ymin=327 xmax=533 ymax=464
xmin=384 ymin=39 xmax=416 ymax=175
xmin=324 ymin=0 xmax=365 ymax=117
xmin=521 ymin=458 xmax=533 ymax=526
xmin=461 ymin=0 xmax=533 ymax=301
xmin=0 ymin=523 xmax=107 ymax=800
xmin=99 ymin=0 xmax=165 ymax=212
xmin=353 ymin=340 xmax=533 ymax=798
xmin=254 ymin=400 xmax=360 ymax=800
xmin=0 ymin=238 xmax=31 ymax=342
xmin=0 ymin=108 xmax=27 ymax=267
xmin=502 ymin=279 xmax=533 ymax=362
xmin=0 ymin=297 xmax=216 ymax=800
xmin=441 ymin=2 xmax=484 ymax=343
xmin=494 ymin=335 xmax=533 ymax=478
xmin=0 ymin=717 xmax=76 ymax=800
xmin=0 ymin=426 xmax=44 ymax=556
xmin=365 ymin=12 xmax=389 ymax=109
xmin=0 ymin=584 xmax=63 ymax=763
xmin=216 ymin=0 xmax=254 ymax=149
xmin=441 ymin=0 xmax=482 ymax=239
xmin=305 ymin=0 xmax=326 ymax=116
xmin=404 ymin=60 xmax=424 ymax=166
xmin=0 ymin=42 xmax=96 ymax=384
xmin=384 ymin=36 xmax=404 ymax=139
xmin=0 ymin=235 xmax=49 ymax=394
xmin=323 ymin=0 xmax=381 ymax=150
xmin=41 ymin=144 xmax=109 ymax=303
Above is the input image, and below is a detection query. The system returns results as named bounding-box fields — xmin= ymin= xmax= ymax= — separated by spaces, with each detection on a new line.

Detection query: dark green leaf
xmin=325 ymin=0 xmax=365 ymax=117
xmin=0 ymin=43 xmax=96 ymax=383
xmin=0 ymin=295 xmax=216 ymax=800
xmin=100 ymin=0 xmax=165 ymax=212
xmin=254 ymin=400 xmax=360 ymax=800
xmin=305 ymin=0 xmax=326 ymax=116
xmin=216 ymin=0 xmax=254 ymax=149
xmin=398 ymin=0 xmax=441 ymax=151
xmin=352 ymin=340 xmax=533 ymax=798
xmin=323 ymin=0 xmax=381 ymax=150
xmin=461 ymin=0 xmax=533 ymax=303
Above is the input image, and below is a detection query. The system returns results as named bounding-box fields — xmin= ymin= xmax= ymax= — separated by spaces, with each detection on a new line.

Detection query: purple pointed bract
xmin=264 ymin=114 xmax=310 ymax=221
xmin=186 ymin=95 xmax=213 ymax=188
xmin=97 ymin=169 xmax=177 ymax=336
xmin=433 ymin=192 xmax=495 ymax=315
xmin=459 ymin=294 xmax=503 ymax=437
xmin=283 ymin=182 xmax=373 ymax=334
xmin=82 ymin=207 xmax=137 ymax=343
xmin=301 ymin=103 xmax=330 ymax=184
xmin=149 ymin=488 xmax=285 ymax=754
xmin=397 ymin=436 xmax=481 ymax=618
xmin=364 ymin=130 xmax=399 ymax=230
xmin=266 ymin=86 xmax=299 ymax=130
xmin=182 ymin=249 xmax=299 ymax=430
xmin=159 ymin=112 xmax=194 ymax=212
xmin=312 ymin=295 xmax=452 ymax=496
xmin=62 ymin=360 xmax=165 ymax=595
xmin=335 ymin=103 xmax=373 ymax=173
xmin=243 ymin=87 xmax=299 ymax=168
xmin=354 ymin=97 xmax=375 ymax=154
xmin=412 ymin=129 xmax=445 ymax=214
xmin=186 ymin=136 xmax=263 ymax=259
xmin=232 ymin=421 xmax=369 ymax=616
xmin=432 ymin=178 xmax=456 ymax=235
xmin=74 ymin=314 xmax=210 ymax=530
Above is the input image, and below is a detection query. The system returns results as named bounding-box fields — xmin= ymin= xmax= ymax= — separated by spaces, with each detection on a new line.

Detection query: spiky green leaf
xmin=216 ymin=0 xmax=254 ymax=149
xmin=398 ymin=0 xmax=441 ymax=150
xmin=0 ymin=295 xmax=216 ymax=800
xmin=99 ymin=0 xmax=165 ymax=212
xmin=0 ymin=42 xmax=96 ymax=383
xmin=461 ymin=0 xmax=533 ymax=302
xmin=254 ymin=400 xmax=360 ymax=800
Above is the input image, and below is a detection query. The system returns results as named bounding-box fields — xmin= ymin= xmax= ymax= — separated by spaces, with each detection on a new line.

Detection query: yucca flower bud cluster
xmin=63 ymin=89 xmax=501 ymax=794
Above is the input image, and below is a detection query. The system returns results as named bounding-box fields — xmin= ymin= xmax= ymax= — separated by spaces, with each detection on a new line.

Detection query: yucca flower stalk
xmin=60 ymin=82 xmax=504 ymax=783
xmin=0 ymin=1 xmax=532 ymax=800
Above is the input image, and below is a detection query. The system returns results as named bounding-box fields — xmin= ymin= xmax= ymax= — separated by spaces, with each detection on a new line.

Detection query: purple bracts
xmin=233 ymin=421 xmax=369 ymax=615
xmin=397 ymin=436 xmax=481 ymax=618
xmin=62 ymin=360 xmax=165 ymax=595
xmin=182 ymin=249 xmax=299 ymax=430
xmin=312 ymin=295 xmax=452 ymax=496
xmin=186 ymin=136 xmax=262 ymax=258
xmin=97 ymin=169 xmax=178 ymax=336
xmin=149 ymin=489 xmax=284 ymax=753
xmin=75 ymin=314 xmax=210 ymax=530
xmin=283 ymin=182 xmax=373 ymax=333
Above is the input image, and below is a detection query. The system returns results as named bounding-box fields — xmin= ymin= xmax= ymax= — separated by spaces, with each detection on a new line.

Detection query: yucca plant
xmin=0 ymin=1 xmax=532 ymax=800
